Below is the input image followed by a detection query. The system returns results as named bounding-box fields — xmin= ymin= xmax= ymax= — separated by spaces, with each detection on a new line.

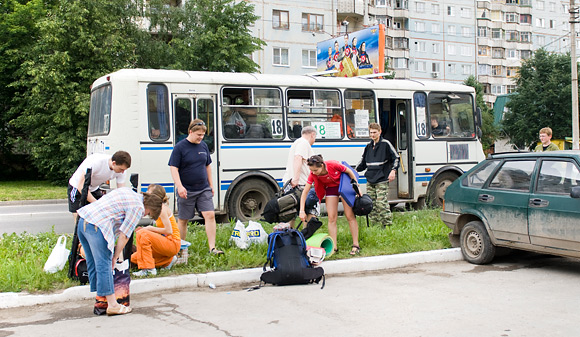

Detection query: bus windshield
xmin=428 ymin=92 xmax=475 ymax=138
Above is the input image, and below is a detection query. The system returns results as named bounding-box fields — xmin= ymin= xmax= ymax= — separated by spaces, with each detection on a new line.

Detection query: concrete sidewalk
xmin=0 ymin=248 xmax=463 ymax=309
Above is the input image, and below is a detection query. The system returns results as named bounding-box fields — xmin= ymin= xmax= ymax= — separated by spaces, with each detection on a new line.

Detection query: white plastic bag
xmin=230 ymin=220 xmax=249 ymax=249
xmin=246 ymin=220 xmax=268 ymax=244
xmin=43 ymin=235 xmax=70 ymax=273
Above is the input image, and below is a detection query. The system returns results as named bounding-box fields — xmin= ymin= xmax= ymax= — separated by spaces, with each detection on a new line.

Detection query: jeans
xmin=77 ymin=218 xmax=115 ymax=296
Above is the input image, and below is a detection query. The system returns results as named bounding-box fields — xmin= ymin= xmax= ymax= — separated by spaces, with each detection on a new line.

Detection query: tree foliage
xmin=502 ymin=48 xmax=575 ymax=149
xmin=3 ymin=0 xmax=263 ymax=183
xmin=463 ymin=75 xmax=499 ymax=152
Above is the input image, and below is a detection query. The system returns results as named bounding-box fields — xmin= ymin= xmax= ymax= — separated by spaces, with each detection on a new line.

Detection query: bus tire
xmin=228 ymin=178 xmax=276 ymax=222
xmin=427 ymin=171 xmax=458 ymax=208
xmin=410 ymin=197 xmax=426 ymax=210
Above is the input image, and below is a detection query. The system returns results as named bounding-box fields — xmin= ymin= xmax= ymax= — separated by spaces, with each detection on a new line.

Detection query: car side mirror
xmin=571 ymin=186 xmax=580 ymax=198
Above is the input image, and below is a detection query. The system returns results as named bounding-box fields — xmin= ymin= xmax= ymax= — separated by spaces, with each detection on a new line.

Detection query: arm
xmin=386 ymin=140 xmax=400 ymax=183
xmin=170 ymin=166 xmax=187 ymax=199
xmin=206 ymin=164 xmax=214 ymax=196
xmin=291 ymin=155 xmax=303 ymax=187
xmin=112 ymin=233 xmax=129 ymax=269
xmin=355 ymin=146 xmax=368 ymax=172
xmin=143 ymin=206 xmax=172 ymax=236
xmin=299 ymin=183 xmax=312 ymax=221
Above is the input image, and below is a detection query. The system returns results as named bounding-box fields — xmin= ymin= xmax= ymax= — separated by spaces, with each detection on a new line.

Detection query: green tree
xmin=463 ymin=75 xmax=499 ymax=152
xmin=142 ymin=0 xmax=264 ymax=72
xmin=10 ymin=0 xmax=145 ymax=183
xmin=502 ymin=48 xmax=575 ymax=149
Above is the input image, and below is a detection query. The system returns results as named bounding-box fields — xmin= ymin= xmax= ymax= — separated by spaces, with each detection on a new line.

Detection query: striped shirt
xmin=77 ymin=187 xmax=144 ymax=253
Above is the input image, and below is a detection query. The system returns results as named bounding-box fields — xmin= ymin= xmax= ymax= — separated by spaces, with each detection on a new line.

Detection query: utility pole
xmin=571 ymin=1 xmax=579 ymax=150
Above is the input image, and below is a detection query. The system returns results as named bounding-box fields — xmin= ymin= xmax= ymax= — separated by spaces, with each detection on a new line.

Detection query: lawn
xmin=0 ymin=209 xmax=451 ymax=293
xmin=0 ymin=181 xmax=66 ymax=201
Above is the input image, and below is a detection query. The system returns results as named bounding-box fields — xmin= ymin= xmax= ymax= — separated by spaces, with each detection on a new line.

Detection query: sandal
xmin=106 ymin=304 xmax=132 ymax=316
xmin=210 ymin=247 xmax=224 ymax=255
xmin=349 ymin=245 xmax=360 ymax=256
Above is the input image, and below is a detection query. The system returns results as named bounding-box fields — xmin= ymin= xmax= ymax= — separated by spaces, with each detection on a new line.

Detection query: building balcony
xmin=394 ymin=68 xmax=410 ymax=79
xmin=369 ymin=6 xmax=393 ymax=17
xmin=389 ymin=49 xmax=410 ymax=58
xmin=337 ymin=0 xmax=365 ymax=17
xmin=387 ymin=28 xmax=410 ymax=38
xmin=393 ymin=8 xmax=409 ymax=18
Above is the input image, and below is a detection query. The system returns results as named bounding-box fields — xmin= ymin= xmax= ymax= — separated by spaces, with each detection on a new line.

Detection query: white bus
xmin=87 ymin=69 xmax=485 ymax=221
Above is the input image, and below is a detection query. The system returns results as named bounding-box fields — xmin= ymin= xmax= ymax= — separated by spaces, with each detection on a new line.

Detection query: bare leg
xmin=325 ymin=196 xmax=339 ymax=250
xmin=177 ymin=218 xmax=188 ymax=240
xmin=342 ymin=200 xmax=359 ymax=247
xmin=201 ymin=211 xmax=216 ymax=250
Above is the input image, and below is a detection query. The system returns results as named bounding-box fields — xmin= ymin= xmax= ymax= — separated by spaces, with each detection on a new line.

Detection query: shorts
xmin=325 ymin=185 xmax=340 ymax=197
xmin=68 ymin=184 xmax=103 ymax=213
xmin=284 ymin=185 xmax=320 ymax=216
xmin=177 ymin=189 xmax=214 ymax=220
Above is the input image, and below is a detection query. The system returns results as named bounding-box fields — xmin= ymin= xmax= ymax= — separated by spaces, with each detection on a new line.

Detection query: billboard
xmin=316 ymin=25 xmax=385 ymax=77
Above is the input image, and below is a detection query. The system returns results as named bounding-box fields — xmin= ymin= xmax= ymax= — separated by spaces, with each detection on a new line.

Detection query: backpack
xmin=260 ymin=229 xmax=325 ymax=288
xmin=262 ymin=181 xmax=302 ymax=223
xmin=353 ymin=194 xmax=373 ymax=216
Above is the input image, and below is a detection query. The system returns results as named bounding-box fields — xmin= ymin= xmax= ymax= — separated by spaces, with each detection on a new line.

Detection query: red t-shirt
xmin=307 ymin=160 xmax=348 ymax=200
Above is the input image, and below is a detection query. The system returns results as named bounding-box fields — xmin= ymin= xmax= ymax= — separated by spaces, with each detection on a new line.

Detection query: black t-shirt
xmin=168 ymin=139 xmax=212 ymax=192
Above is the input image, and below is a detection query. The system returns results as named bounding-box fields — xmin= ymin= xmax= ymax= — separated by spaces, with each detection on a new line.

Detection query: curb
xmin=0 ymin=199 xmax=67 ymax=206
xmin=0 ymin=248 xmax=463 ymax=309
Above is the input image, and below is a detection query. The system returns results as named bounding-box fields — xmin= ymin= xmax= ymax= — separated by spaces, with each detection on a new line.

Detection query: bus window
xmin=428 ymin=92 xmax=475 ymax=138
xmin=198 ymin=98 xmax=215 ymax=153
xmin=147 ymin=84 xmax=170 ymax=141
xmin=345 ymin=90 xmax=376 ymax=139
xmin=414 ymin=92 xmax=428 ymax=139
xmin=174 ymin=98 xmax=192 ymax=144
xmin=287 ymin=89 xmax=342 ymax=140
xmin=222 ymin=87 xmax=282 ymax=140
xmin=397 ymin=102 xmax=408 ymax=150
xmin=88 ymin=84 xmax=112 ymax=136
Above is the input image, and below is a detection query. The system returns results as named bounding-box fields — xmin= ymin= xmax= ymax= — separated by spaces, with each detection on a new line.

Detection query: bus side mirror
xmin=477 ymin=126 xmax=483 ymax=139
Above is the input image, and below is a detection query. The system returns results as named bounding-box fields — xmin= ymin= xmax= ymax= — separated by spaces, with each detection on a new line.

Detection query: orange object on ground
xmin=131 ymin=215 xmax=180 ymax=269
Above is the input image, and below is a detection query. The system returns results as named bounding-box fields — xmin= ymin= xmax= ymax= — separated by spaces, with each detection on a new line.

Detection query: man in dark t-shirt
xmin=169 ymin=119 xmax=223 ymax=255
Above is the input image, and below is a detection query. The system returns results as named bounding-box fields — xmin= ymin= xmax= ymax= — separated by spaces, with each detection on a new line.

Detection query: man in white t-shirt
xmin=282 ymin=126 xmax=319 ymax=226
xmin=68 ymin=151 xmax=131 ymax=217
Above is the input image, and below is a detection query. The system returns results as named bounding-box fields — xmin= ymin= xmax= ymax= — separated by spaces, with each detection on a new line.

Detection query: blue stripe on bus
xmin=141 ymin=147 xmax=174 ymax=150
xmin=105 ymin=146 xmax=110 ymax=150
xmin=140 ymin=183 xmax=175 ymax=193
xmin=221 ymin=144 xmax=367 ymax=149
xmin=415 ymin=172 xmax=434 ymax=182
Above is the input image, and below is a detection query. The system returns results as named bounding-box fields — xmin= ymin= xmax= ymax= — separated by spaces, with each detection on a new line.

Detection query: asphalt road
xmin=1 ymin=253 xmax=579 ymax=337
xmin=0 ymin=201 xmax=73 ymax=235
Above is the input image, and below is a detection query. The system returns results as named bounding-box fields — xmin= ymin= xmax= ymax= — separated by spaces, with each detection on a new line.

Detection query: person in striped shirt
xmin=77 ymin=187 xmax=163 ymax=315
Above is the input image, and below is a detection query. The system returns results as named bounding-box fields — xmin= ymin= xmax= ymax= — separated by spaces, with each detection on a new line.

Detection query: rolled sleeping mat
xmin=306 ymin=233 xmax=335 ymax=258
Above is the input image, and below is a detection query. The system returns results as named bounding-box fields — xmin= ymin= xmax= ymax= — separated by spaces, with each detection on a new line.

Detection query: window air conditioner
xmin=432 ymin=72 xmax=439 ymax=78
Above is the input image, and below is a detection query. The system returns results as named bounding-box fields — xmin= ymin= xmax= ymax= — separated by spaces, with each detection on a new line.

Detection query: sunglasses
xmin=192 ymin=121 xmax=205 ymax=127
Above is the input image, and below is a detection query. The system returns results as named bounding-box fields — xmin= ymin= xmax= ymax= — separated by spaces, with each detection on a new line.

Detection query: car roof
xmin=487 ymin=150 xmax=580 ymax=160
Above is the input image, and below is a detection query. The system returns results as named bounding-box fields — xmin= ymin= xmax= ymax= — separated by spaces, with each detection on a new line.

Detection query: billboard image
xmin=316 ymin=25 xmax=385 ymax=77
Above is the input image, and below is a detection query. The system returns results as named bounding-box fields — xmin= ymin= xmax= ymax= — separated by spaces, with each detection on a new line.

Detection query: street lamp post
xmin=571 ymin=1 xmax=579 ymax=150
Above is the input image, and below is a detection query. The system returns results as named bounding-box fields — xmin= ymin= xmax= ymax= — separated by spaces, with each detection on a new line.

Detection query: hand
xmin=388 ymin=170 xmax=396 ymax=183
xmin=350 ymin=178 xmax=357 ymax=185
xmin=177 ymin=186 xmax=187 ymax=199
xmin=210 ymin=186 xmax=215 ymax=196
xmin=291 ymin=178 xmax=299 ymax=188
xmin=299 ymin=210 xmax=307 ymax=222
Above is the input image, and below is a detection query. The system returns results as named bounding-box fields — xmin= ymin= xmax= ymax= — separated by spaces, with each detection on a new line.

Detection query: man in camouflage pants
xmin=356 ymin=123 xmax=399 ymax=227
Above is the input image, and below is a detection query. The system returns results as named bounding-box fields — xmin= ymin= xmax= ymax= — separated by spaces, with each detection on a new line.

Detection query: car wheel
xmin=427 ymin=171 xmax=458 ymax=208
xmin=460 ymin=220 xmax=495 ymax=265
xmin=228 ymin=178 xmax=276 ymax=222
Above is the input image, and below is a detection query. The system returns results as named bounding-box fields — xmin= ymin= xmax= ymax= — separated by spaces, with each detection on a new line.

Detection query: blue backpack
xmin=260 ymin=229 xmax=325 ymax=288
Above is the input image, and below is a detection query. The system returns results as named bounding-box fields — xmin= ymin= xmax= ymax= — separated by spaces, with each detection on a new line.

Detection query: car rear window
xmin=536 ymin=160 xmax=580 ymax=194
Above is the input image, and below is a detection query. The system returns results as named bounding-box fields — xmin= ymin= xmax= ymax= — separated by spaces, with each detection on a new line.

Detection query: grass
xmin=0 ymin=181 xmax=66 ymax=201
xmin=0 ymin=209 xmax=451 ymax=293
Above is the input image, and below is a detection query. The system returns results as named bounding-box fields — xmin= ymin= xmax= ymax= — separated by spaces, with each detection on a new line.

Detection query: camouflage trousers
xmin=366 ymin=181 xmax=392 ymax=226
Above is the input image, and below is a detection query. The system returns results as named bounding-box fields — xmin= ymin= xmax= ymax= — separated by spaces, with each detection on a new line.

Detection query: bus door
xmin=395 ymin=100 xmax=412 ymax=200
xmin=173 ymin=94 xmax=218 ymax=210
xmin=379 ymin=99 xmax=411 ymax=200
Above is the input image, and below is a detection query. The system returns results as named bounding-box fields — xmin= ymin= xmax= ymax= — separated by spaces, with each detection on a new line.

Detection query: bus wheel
xmin=228 ymin=179 xmax=276 ymax=222
xmin=427 ymin=172 xmax=458 ymax=208
xmin=410 ymin=197 xmax=426 ymax=210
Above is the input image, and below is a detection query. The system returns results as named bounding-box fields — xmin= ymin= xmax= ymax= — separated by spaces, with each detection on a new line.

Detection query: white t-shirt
xmin=282 ymin=137 xmax=314 ymax=186
xmin=68 ymin=153 xmax=127 ymax=192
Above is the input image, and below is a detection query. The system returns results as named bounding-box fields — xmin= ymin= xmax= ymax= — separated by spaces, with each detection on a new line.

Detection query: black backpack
xmin=260 ymin=229 xmax=325 ymax=288
xmin=262 ymin=181 xmax=302 ymax=223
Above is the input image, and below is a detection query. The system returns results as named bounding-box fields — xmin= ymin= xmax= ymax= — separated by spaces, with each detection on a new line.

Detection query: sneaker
xmin=163 ymin=256 xmax=178 ymax=270
xmin=132 ymin=268 xmax=157 ymax=277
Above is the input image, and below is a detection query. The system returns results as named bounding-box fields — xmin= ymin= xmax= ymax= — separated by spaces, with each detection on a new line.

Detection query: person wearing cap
xmin=169 ymin=119 xmax=223 ymax=255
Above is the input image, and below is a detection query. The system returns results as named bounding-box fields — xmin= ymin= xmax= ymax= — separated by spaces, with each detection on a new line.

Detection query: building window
xmin=492 ymin=47 xmax=505 ymax=58
xmin=376 ymin=0 xmax=387 ymax=7
xmin=478 ymin=46 xmax=489 ymax=56
xmin=478 ymin=26 xmax=488 ymax=37
xmin=536 ymin=18 xmax=545 ymax=28
xmin=302 ymin=13 xmax=323 ymax=32
xmin=432 ymin=43 xmax=440 ymax=54
xmin=492 ymin=28 xmax=503 ymax=39
xmin=507 ymin=67 xmax=518 ymax=77
xmin=432 ymin=62 xmax=441 ymax=72
xmin=461 ymin=46 xmax=472 ymax=56
xmin=447 ymin=5 xmax=454 ymax=16
xmin=416 ymin=2 xmax=425 ymax=12
xmin=462 ymin=27 xmax=470 ymax=37
xmin=460 ymin=7 xmax=471 ymax=18
xmin=432 ymin=23 xmax=440 ymax=34
xmin=415 ymin=21 xmax=425 ymax=32
xmin=521 ymin=0 xmax=531 ymax=5
xmin=462 ymin=64 xmax=473 ymax=75
xmin=520 ymin=31 xmax=531 ymax=42
xmin=273 ymin=47 xmax=289 ymax=66
xmin=394 ymin=20 xmax=402 ymax=29
xmin=549 ymin=19 xmax=555 ymax=28
xmin=537 ymin=1 xmax=544 ymax=10
xmin=506 ymin=0 xmax=519 ymax=4
xmin=491 ymin=85 xmax=505 ymax=95
xmin=479 ymin=64 xmax=490 ymax=75
xmin=550 ymin=2 xmax=555 ymax=11
xmin=507 ymin=49 xmax=518 ymax=59
xmin=520 ymin=14 xmax=532 ymax=24
xmin=302 ymin=49 xmax=316 ymax=68
xmin=537 ymin=35 xmax=545 ymax=46
xmin=448 ymin=44 xmax=456 ymax=55
xmin=505 ymin=13 xmax=518 ymax=23
xmin=432 ymin=3 xmax=440 ymax=14
xmin=416 ymin=61 xmax=426 ymax=72
xmin=506 ymin=31 xmax=519 ymax=41
xmin=273 ymin=10 xmax=289 ymax=29
xmin=448 ymin=25 xmax=456 ymax=35
xmin=448 ymin=63 xmax=456 ymax=74
xmin=394 ymin=58 xmax=409 ymax=69
xmin=395 ymin=0 xmax=408 ymax=9
xmin=507 ymin=85 xmax=517 ymax=93
xmin=521 ymin=50 xmax=532 ymax=59
xmin=416 ymin=41 xmax=426 ymax=52
xmin=394 ymin=37 xmax=409 ymax=49
xmin=492 ymin=65 xmax=503 ymax=76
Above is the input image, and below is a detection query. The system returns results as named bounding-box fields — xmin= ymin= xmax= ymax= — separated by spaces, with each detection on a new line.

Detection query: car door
xmin=479 ymin=160 xmax=536 ymax=243
xmin=528 ymin=159 xmax=580 ymax=251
